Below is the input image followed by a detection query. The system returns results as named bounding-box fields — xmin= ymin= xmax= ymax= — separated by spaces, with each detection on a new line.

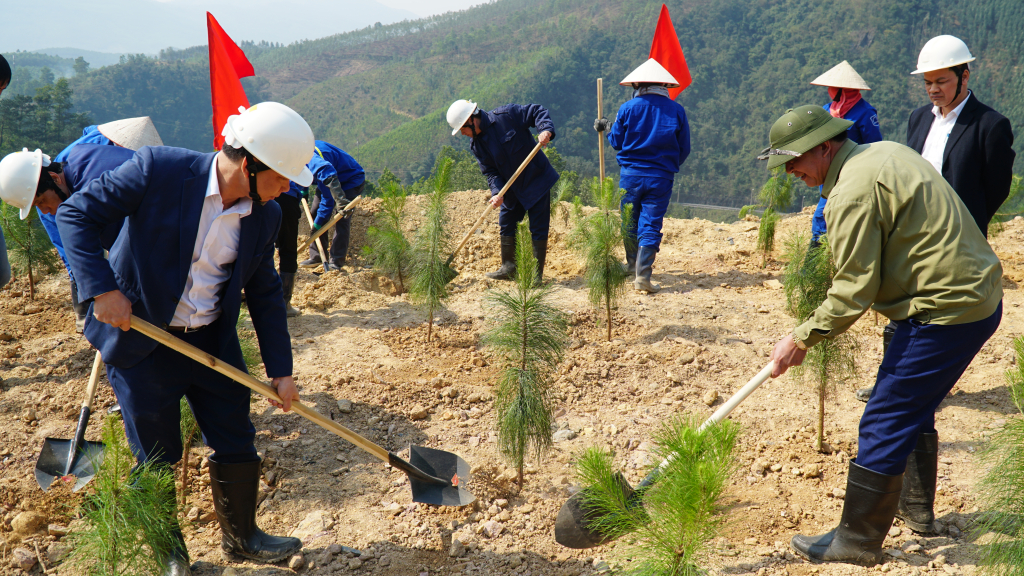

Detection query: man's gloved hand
xmin=300 ymin=187 xmax=310 ymax=200
xmin=594 ymin=117 xmax=610 ymax=132
xmin=325 ymin=177 xmax=350 ymax=212
xmin=312 ymin=222 xmax=323 ymax=232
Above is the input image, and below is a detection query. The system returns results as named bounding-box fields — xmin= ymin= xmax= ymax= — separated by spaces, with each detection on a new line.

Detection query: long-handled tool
xmin=443 ymin=141 xmax=544 ymax=278
xmin=298 ymin=195 xmax=364 ymax=255
xmin=35 ymin=351 xmax=107 ymax=492
xmin=301 ymin=197 xmax=329 ymax=266
xmin=555 ymin=361 xmax=775 ymax=548
xmin=129 ymin=315 xmax=474 ymax=506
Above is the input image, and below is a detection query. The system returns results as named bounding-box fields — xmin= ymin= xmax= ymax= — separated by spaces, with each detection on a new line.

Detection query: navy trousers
xmin=498 ymin=191 xmax=550 ymax=241
xmin=308 ymin=182 xmax=364 ymax=265
xmin=620 ymin=174 xmax=673 ymax=251
xmin=106 ymin=319 xmax=257 ymax=466
xmin=857 ymin=302 xmax=1002 ymax=475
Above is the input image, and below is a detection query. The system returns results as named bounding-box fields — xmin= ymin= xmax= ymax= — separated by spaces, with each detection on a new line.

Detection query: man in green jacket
xmin=760 ymin=106 xmax=1003 ymax=566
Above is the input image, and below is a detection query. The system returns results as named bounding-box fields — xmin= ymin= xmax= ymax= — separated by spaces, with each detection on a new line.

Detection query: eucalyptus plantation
xmin=782 ymin=233 xmax=857 ymax=452
xmin=741 ymin=168 xmax=794 ymax=267
xmin=568 ymin=177 xmax=631 ymax=341
xmin=365 ymin=178 xmax=412 ymax=292
xmin=574 ymin=416 xmax=739 ymax=576
xmin=0 ymin=203 xmax=59 ymax=299
xmin=409 ymin=156 xmax=456 ymax=342
xmin=483 ymin=222 xmax=568 ymax=490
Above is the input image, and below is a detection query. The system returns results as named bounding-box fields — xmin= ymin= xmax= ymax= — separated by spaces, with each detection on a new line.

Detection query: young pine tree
xmin=568 ymin=177 xmax=632 ymax=341
xmin=67 ymin=415 xmax=181 ymax=576
xmin=409 ymin=156 xmax=456 ymax=342
xmin=550 ymin=172 xmax=579 ymax=226
xmin=483 ymin=221 xmax=568 ymax=490
xmin=574 ymin=416 xmax=740 ymax=576
xmin=365 ymin=178 xmax=412 ymax=292
xmin=782 ymin=233 xmax=858 ymax=452
xmin=0 ymin=203 xmax=59 ymax=299
xmin=740 ymin=168 xmax=793 ymax=267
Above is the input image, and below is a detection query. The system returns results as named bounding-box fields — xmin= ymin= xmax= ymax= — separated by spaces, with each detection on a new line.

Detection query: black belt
xmin=164 ymin=324 xmax=209 ymax=334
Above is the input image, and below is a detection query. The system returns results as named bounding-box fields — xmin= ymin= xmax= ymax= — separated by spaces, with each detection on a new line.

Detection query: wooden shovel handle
xmin=129 ymin=315 xmax=389 ymax=463
xmin=301 ymin=197 xmax=329 ymax=265
xmin=448 ymin=142 xmax=544 ymax=264
xmin=298 ymin=195 xmax=364 ymax=254
xmin=597 ymin=78 xmax=605 ymax=182
xmin=82 ymin=350 xmax=103 ymax=411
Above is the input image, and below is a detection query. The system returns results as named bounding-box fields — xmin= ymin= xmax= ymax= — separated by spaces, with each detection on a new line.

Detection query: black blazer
xmin=907 ymin=91 xmax=1015 ymax=237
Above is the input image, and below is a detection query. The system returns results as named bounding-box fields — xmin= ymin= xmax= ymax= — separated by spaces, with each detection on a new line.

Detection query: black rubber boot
xmin=280 ymin=273 xmax=300 ymax=318
xmin=161 ymin=526 xmax=192 ymax=576
xmin=634 ymin=246 xmax=660 ymax=293
xmin=299 ymin=256 xmax=321 ymax=268
xmin=209 ymin=457 xmax=302 ymax=563
xmin=624 ymin=241 xmax=637 ymax=276
xmin=486 ymin=236 xmax=517 ymax=280
xmin=71 ymin=282 xmax=88 ymax=333
xmin=532 ymin=236 xmax=548 ymax=284
xmin=896 ymin=432 xmax=939 ymax=534
xmin=791 ymin=460 xmax=903 ymax=566
xmin=856 ymin=325 xmax=896 ymax=402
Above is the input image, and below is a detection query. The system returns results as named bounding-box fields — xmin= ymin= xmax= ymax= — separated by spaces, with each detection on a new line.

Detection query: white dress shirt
xmin=170 ymin=157 xmax=252 ymax=328
xmin=920 ymin=92 xmax=971 ymax=174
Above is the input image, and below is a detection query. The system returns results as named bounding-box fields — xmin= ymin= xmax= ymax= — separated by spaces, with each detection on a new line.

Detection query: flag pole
xmin=597 ymin=78 xmax=605 ymax=182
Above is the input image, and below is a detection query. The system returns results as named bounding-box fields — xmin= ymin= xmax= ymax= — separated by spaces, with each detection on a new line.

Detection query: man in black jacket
xmin=907 ymin=35 xmax=1015 ymax=238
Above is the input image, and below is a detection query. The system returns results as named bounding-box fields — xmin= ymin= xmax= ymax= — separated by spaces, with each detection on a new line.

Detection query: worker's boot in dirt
xmin=624 ymin=243 xmax=637 ymax=277
xmin=280 ymin=272 xmax=300 ymax=318
xmin=532 ymin=236 xmax=548 ymax=285
xmin=856 ymin=324 xmax=895 ymax=402
xmin=161 ymin=526 xmax=192 ymax=576
xmin=209 ymin=457 xmax=302 ymax=563
xmin=486 ymin=236 xmax=517 ymax=281
xmin=634 ymin=246 xmax=660 ymax=293
xmin=791 ymin=460 xmax=903 ymax=566
xmin=299 ymin=255 xmax=321 ymax=268
xmin=896 ymin=432 xmax=939 ymax=534
xmin=71 ymin=282 xmax=88 ymax=333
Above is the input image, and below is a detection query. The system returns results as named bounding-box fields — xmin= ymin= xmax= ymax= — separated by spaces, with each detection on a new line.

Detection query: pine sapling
xmin=740 ymin=168 xmax=793 ymax=267
xmin=568 ymin=177 xmax=632 ymax=341
xmin=550 ymin=172 xmax=579 ymax=226
xmin=782 ymin=232 xmax=858 ymax=452
xmin=574 ymin=416 xmax=740 ymax=576
xmin=178 ymin=398 xmax=201 ymax=510
xmin=484 ymin=221 xmax=568 ymax=490
xmin=365 ymin=178 xmax=412 ymax=292
xmin=0 ymin=203 xmax=59 ymax=299
xmin=409 ymin=156 xmax=456 ymax=342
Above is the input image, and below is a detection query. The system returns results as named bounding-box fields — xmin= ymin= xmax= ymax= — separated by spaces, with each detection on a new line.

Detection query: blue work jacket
xmin=54 ymin=126 xmax=112 ymax=162
xmin=470 ymin=104 xmax=559 ymax=211
xmin=285 ymin=140 xmax=365 ymax=226
xmin=608 ymin=94 xmax=690 ymax=180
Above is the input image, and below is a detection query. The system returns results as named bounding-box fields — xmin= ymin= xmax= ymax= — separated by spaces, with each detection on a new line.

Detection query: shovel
xmin=298 ymin=195 xmax=364 ymax=255
xmin=129 ymin=315 xmax=475 ymax=507
xmin=442 ymin=141 xmax=544 ymax=280
xmin=35 ymin=351 xmax=107 ymax=492
xmin=300 ymin=197 xmax=329 ymax=266
xmin=554 ymin=361 xmax=775 ymax=549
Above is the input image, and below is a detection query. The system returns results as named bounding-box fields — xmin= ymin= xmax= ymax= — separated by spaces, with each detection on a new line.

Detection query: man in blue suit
xmin=57 ymin=102 xmax=313 ymax=575
xmin=447 ymin=99 xmax=558 ymax=282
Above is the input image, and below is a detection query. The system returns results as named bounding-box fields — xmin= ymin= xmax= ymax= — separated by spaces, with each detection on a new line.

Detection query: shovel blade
xmin=555 ymin=472 xmax=636 ymax=549
xmin=35 ymin=438 xmax=105 ymax=492
xmin=407 ymin=445 xmax=475 ymax=506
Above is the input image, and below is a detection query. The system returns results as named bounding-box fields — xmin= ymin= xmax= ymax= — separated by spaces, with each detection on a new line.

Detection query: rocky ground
xmin=0 ymin=189 xmax=1021 ymax=576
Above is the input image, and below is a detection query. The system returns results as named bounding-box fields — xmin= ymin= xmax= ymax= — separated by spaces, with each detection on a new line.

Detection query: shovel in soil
xmin=129 ymin=316 xmax=475 ymax=507
xmin=442 ymin=141 xmax=544 ymax=281
xmin=35 ymin=351 xmax=106 ymax=492
xmin=554 ymin=361 xmax=775 ymax=549
xmin=297 ymin=195 xmax=364 ymax=255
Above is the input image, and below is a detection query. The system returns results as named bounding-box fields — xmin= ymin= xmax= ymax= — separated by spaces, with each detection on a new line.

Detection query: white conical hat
xmin=810 ymin=61 xmax=871 ymax=90
xmin=96 ymin=116 xmax=164 ymax=150
xmin=620 ymin=58 xmax=679 ymax=87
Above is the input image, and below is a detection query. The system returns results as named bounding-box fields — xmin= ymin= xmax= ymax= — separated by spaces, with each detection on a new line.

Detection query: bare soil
xmin=1 ymin=190 xmax=1021 ymax=576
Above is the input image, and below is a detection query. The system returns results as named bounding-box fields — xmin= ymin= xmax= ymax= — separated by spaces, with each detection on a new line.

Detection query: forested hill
xmin=5 ymin=0 xmax=1024 ymax=207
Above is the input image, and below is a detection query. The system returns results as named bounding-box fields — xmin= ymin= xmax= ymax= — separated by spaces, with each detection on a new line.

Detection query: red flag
xmin=208 ymin=12 xmax=254 ymax=150
xmin=649 ymin=4 xmax=691 ymax=99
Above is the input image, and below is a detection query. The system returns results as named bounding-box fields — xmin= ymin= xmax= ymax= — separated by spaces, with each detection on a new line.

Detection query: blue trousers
xmin=857 ymin=302 xmax=1002 ymax=475
xmin=620 ymin=174 xmax=673 ymax=250
xmin=106 ymin=319 xmax=257 ymax=466
xmin=0 ymin=229 xmax=9 ymax=287
xmin=498 ymin=191 xmax=550 ymax=241
xmin=811 ymin=194 xmax=827 ymax=242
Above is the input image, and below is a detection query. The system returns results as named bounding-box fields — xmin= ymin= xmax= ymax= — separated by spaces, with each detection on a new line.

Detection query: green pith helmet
xmin=757 ymin=105 xmax=853 ymax=170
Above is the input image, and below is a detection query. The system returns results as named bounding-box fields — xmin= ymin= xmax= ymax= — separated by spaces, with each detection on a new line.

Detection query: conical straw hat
xmin=96 ymin=116 xmax=164 ymax=150
xmin=620 ymin=58 xmax=679 ymax=87
xmin=810 ymin=61 xmax=871 ymax=90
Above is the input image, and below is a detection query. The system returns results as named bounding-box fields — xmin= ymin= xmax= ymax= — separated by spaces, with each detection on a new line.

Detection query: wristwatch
xmin=793 ymin=337 xmax=808 ymax=351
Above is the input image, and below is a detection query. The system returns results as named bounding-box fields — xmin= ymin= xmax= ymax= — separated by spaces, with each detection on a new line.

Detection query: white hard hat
xmin=447 ymin=99 xmax=478 ymax=136
xmin=222 ymin=102 xmax=315 ymax=187
xmin=912 ymin=35 xmax=975 ymax=75
xmin=0 ymin=148 xmax=50 ymax=220
xmin=810 ymin=61 xmax=871 ymax=90
xmin=620 ymin=58 xmax=679 ymax=88
xmin=97 ymin=116 xmax=164 ymax=150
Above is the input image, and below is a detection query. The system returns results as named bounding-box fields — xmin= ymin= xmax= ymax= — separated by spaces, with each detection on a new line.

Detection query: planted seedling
xmin=409 ymin=156 xmax=456 ymax=342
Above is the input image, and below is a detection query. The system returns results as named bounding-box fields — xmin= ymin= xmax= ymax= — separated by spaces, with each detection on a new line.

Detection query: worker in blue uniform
xmin=597 ymin=58 xmax=690 ymax=293
xmin=296 ymin=141 xmax=364 ymax=271
xmin=446 ymin=99 xmax=558 ymax=281
xmin=57 ymin=102 xmax=311 ymax=576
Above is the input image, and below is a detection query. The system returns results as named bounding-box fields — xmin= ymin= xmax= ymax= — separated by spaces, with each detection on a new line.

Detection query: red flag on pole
xmin=208 ymin=12 xmax=254 ymax=150
xmin=649 ymin=4 xmax=691 ymax=99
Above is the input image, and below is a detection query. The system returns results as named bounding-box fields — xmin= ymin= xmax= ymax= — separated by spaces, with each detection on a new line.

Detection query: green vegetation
xmin=574 ymin=416 xmax=739 ymax=576
xmin=741 ymin=168 xmax=794 ymax=267
xmin=364 ymin=176 xmax=413 ymax=292
xmin=0 ymin=76 xmax=92 ymax=157
xmin=0 ymin=204 xmax=60 ymax=299
xmin=782 ymin=233 xmax=858 ymax=452
xmin=483 ymin=221 xmax=568 ymax=490
xmin=409 ymin=157 xmax=457 ymax=342
xmin=236 ymin=307 xmax=262 ymax=374
xmin=990 ymin=174 xmax=1024 ymax=236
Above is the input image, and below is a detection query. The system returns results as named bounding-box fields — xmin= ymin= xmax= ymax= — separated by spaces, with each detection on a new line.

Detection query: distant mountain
xmin=31 ymin=49 xmax=128 ymax=69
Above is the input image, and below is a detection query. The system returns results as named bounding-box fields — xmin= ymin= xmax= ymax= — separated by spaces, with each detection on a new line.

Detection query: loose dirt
xmin=1 ymin=190 xmax=1020 ymax=576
